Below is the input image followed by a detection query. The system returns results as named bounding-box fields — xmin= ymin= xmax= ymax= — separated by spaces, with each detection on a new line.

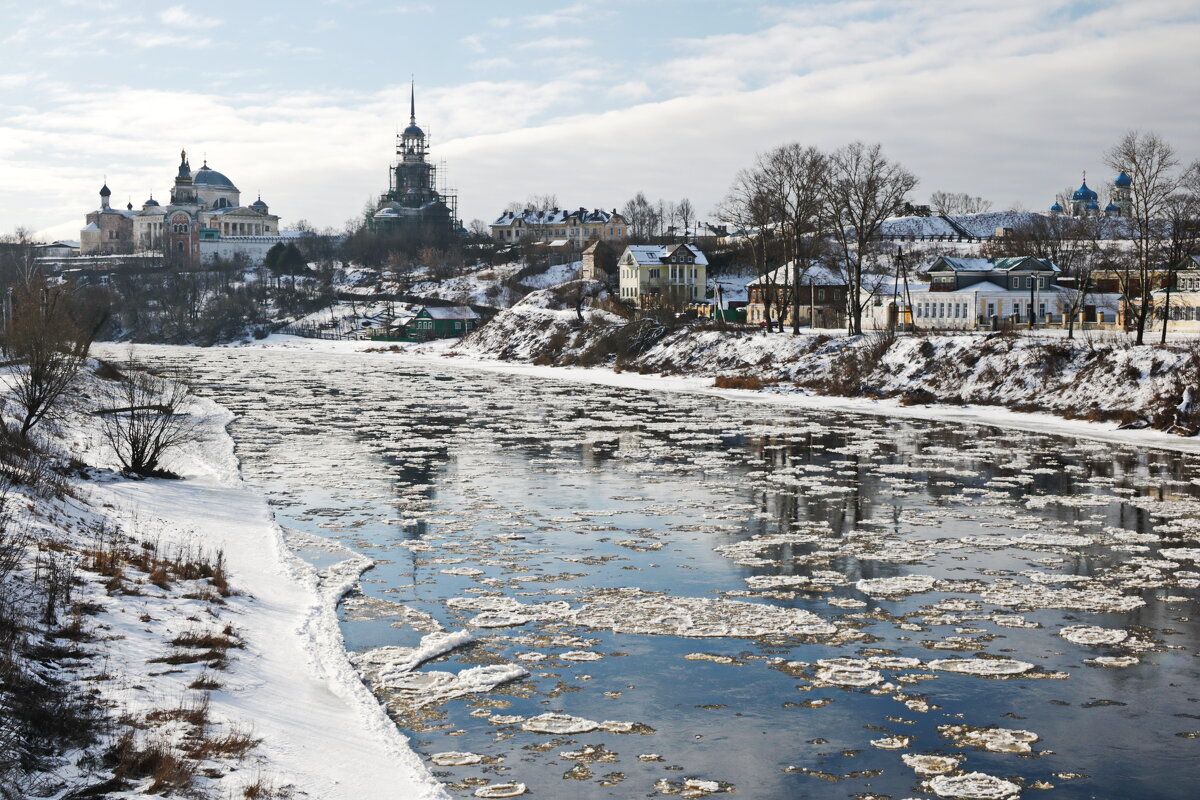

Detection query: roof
xmin=928 ymin=256 xmax=1059 ymax=273
xmin=1114 ymin=171 xmax=1132 ymax=188
xmin=1072 ymin=181 xmax=1098 ymax=202
xmin=491 ymin=207 xmax=624 ymax=227
xmin=192 ymin=165 xmax=238 ymax=190
xmin=746 ymin=261 xmax=845 ymax=287
xmin=913 ymin=280 xmax=1067 ymax=295
xmin=418 ymin=305 xmax=480 ymax=320
xmin=622 ymin=243 xmax=708 ymax=267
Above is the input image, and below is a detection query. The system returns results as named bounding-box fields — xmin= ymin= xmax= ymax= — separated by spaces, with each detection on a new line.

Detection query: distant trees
xmin=929 ymin=191 xmax=993 ymax=216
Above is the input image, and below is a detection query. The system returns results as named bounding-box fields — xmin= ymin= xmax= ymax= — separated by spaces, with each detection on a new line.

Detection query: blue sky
xmin=2 ymin=0 xmax=1199 ymax=239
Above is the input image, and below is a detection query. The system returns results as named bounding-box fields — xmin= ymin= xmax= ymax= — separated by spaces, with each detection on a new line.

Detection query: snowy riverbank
xmin=230 ymin=334 xmax=1200 ymax=457
xmin=6 ymin=359 xmax=446 ymax=799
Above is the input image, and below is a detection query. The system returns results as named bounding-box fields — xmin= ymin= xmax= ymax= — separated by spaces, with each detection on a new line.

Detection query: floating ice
xmin=928 ymin=658 xmax=1034 ymax=677
xmin=469 ymin=611 xmax=530 ymax=628
xmin=1058 ymin=625 xmax=1128 ymax=646
xmin=870 ymin=735 xmax=910 ymax=749
xmin=570 ymin=589 xmax=838 ymax=638
xmin=856 ymin=574 xmax=937 ymax=596
xmin=1086 ymin=655 xmax=1139 ymax=668
xmin=380 ymin=664 xmax=529 ymax=708
xmin=814 ymin=659 xmax=884 ymax=687
xmin=940 ymin=724 xmax=1039 ymax=753
xmin=902 ymin=753 xmax=962 ymax=776
xmin=520 ymin=712 xmax=600 ymax=734
xmin=562 ymin=650 xmax=603 ymax=661
xmin=352 ymin=629 xmax=474 ymax=678
xmin=928 ymin=771 xmax=1021 ymax=799
xmin=431 ymin=751 xmax=483 ymax=766
xmin=474 ymin=783 xmax=527 ymax=798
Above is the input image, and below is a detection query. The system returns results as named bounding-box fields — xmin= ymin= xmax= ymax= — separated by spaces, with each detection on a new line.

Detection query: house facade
xmin=909 ymin=256 xmax=1066 ymax=327
xmin=490 ymin=208 xmax=627 ymax=247
xmin=616 ymin=243 xmax=707 ymax=309
xmin=395 ymin=305 xmax=481 ymax=341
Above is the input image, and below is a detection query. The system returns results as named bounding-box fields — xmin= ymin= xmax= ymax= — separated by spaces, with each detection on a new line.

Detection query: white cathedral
xmin=81 ymin=150 xmax=290 ymax=268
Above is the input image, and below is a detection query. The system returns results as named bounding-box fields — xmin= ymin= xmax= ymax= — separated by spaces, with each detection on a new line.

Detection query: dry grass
xmin=713 ymin=375 xmax=763 ymax=391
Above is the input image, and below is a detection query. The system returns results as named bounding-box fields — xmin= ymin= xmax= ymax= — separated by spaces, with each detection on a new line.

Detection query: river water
xmin=123 ymin=345 xmax=1200 ymax=799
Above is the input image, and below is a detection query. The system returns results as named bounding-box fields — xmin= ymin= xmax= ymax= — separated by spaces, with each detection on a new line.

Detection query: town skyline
xmin=2 ymin=0 xmax=1198 ymax=241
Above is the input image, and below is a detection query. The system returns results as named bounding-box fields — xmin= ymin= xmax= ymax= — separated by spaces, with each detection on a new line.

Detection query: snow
xmin=47 ymin=370 xmax=448 ymax=798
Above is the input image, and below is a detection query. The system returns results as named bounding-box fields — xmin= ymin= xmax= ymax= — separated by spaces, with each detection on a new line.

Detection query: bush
xmin=714 ymin=375 xmax=763 ymax=390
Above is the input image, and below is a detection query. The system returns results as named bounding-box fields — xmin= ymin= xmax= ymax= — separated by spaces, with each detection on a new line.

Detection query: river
xmin=118 ymin=344 xmax=1200 ymax=799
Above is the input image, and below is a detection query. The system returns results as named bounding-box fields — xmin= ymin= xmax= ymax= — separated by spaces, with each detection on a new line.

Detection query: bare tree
xmin=822 ymin=142 xmax=919 ymax=335
xmin=677 ymin=198 xmax=695 ymax=241
xmin=622 ymin=192 xmax=656 ymax=242
xmin=717 ymin=170 xmax=780 ymax=330
xmin=930 ymin=191 xmax=993 ymax=215
xmin=758 ymin=144 xmax=831 ymax=334
xmin=2 ymin=283 xmax=100 ymax=440
xmin=97 ymin=361 xmax=202 ymax=477
xmin=1158 ymin=162 xmax=1200 ymax=343
xmin=1104 ymin=130 xmax=1180 ymax=344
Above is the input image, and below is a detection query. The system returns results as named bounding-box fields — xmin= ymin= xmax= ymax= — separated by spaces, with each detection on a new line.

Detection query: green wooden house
xmin=382 ymin=305 xmax=481 ymax=342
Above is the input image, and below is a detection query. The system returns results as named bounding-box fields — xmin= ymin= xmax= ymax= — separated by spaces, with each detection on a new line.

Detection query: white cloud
xmin=159 ymin=5 xmax=222 ymax=29
xmin=8 ymin=0 xmax=1200 ymax=240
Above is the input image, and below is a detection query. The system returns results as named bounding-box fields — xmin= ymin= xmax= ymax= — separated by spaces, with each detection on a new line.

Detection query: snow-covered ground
xmin=4 ymin=361 xmax=446 ymax=799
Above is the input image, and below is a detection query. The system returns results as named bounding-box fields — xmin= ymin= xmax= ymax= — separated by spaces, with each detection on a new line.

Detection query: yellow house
xmin=617 ymin=244 xmax=708 ymax=309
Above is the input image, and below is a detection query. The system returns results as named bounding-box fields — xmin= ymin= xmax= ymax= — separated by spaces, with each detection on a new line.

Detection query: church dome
xmin=1086 ymin=200 xmax=1100 ymax=211
xmin=99 ymin=183 xmax=111 ymax=197
xmin=1072 ymin=181 xmax=1098 ymax=202
xmin=1049 ymin=202 xmax=1063 ymax=212
xmin=403 ymin=123 xmax=424 ymax=138
xmin=1114 ymin=171 xmax=1132 ymax=188
xmin=1105 ymin=202 xmax=1119 ymax=212
xmin=251 ymin=197 xmax=268 ymax=209
xmin=193 ymin=164 xmax=238 ymax=190
xmin=144 ymin=196 xmax=159 ymax=207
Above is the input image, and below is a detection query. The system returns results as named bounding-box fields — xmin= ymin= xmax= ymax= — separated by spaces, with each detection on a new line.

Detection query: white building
xmin=490 ymin=207 xmax=627 ymax=246
xmin=909 ymin=256 xmax=1067 ymax=327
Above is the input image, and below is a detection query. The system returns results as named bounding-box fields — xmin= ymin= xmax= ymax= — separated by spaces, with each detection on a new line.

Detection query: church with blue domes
xmin=1050 ymin=171 xmax=1132 ymax=218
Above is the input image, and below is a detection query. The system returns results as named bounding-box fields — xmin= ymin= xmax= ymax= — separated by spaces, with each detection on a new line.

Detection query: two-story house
xmin=909 ymin=256 xmax=1064 ymax=327
xmin=617 ymin=244 xmax=707 ymax=309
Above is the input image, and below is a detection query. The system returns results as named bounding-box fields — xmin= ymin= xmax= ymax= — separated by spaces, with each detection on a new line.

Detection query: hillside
xmin=454 ymin=292 xmax=1200 ymax=435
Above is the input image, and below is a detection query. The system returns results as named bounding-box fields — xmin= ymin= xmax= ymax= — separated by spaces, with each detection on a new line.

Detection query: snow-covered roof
xmin=912 ymin=280 xmax=1068 ymax=295
xmin=929 ymin=256 xmax=1059 ymax=273
xmin=418 ymin=305 xmax=480 ymax=320
xmin=491 ymin=207 xmax=624 ymax=227
xmin=81 ymin=222 xmax=100 ymax=232
xmin=622 ymin=243 xmax=708 ymax=267
xmin=747 ymin=261 xmax=845 ymax=287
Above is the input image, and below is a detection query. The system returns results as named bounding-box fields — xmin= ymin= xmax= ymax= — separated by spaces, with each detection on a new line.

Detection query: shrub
xmin=714 ymin=376 xmax=763 ymax=391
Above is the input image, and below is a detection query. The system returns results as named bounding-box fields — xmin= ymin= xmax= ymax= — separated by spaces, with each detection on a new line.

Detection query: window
xmin=817 ymin=289 xmax=826 ymax=301
xmin=649 ymin=268 xmax=660 ymax=279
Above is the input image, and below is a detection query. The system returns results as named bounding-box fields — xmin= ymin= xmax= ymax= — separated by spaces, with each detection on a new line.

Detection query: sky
xmin=2 ymin=0 xmax=1199 ymax=241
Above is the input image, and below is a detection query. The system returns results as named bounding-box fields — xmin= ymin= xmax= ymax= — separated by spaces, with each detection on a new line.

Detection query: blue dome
xmin=1104 ymin=202 xmax=1118 ymax=212
xmin=251 ymin=198 xmax=268 ymax=208
xmin=144 ymin=196 xmax=159 ymax=207
xmin=193 ymin=164 xmax=238 ymax=190
xmin=1086 ymin=200 xmax=1100 ymax=210
xmin=1114 ymin=171 xmax=1132 ymax=188
xmin=1072 ymin=181 xmax=1098 ymax=202
xmin=402 ymin=124 xmax=424 ymax=138
xmin=1050 ymin=202 xmax=1063 ymax=212
xmin=99 ymin=183 xmax=111 ymax=197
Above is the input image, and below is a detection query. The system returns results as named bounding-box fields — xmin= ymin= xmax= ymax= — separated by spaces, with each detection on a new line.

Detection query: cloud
xmin=516 ymin=36 xmax=591 ymax=51
xmin=8 ymin=0 xmax=1200 ymax=240
xmin=159 ymin=5 xmax=222 ymax=29
xmin=520 ymin=2 xmax=599 ymax=29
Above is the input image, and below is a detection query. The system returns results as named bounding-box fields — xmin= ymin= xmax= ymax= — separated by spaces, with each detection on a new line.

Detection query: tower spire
xmin=409 ymin=77 xmax=416 ymax=126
